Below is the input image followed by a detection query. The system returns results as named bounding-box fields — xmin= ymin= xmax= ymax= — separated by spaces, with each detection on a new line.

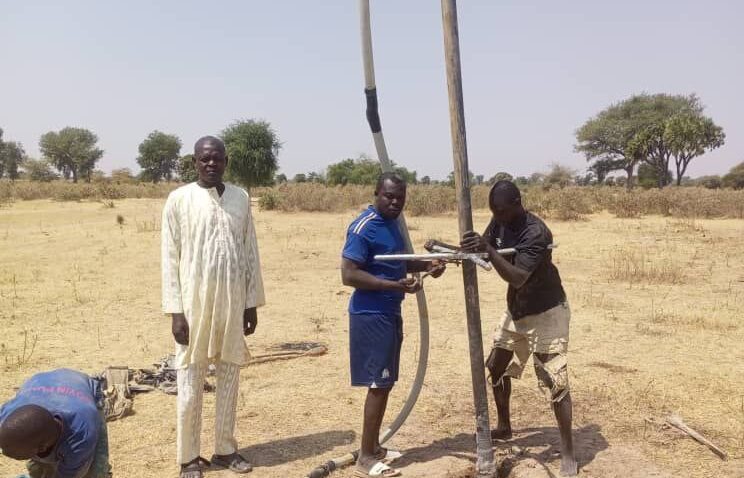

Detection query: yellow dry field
xmin=1 ymin=199 xmax=743 ymax=478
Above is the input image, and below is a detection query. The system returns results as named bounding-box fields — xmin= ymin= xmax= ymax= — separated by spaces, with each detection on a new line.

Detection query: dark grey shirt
xmin=484 ymin=211 xmax=566 ymax=320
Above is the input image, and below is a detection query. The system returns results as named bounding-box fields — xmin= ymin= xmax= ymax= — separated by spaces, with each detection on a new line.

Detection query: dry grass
xmin=606 ymin=248 xmax=686 ymax=284
xmin=0 ymin=179 xmax=178 ymax=202
xmin=0 ymin=201 xmax=743 ymax=477
xmin=4 ymin=180 xmax=744 ymax=221
xmin=254 ymin=185 xmax=744 ymax=221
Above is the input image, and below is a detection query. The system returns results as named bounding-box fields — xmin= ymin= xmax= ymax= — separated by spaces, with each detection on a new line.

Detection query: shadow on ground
xmin=497 ymin=424 xmax=609 ymax=477
xmin=394 ymin=424 xmax=608 ymax=477
xmin=237 ymin=429 xmax=356 ymax=467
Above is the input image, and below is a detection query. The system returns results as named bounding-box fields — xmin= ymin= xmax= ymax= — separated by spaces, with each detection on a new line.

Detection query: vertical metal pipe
xmin=440 ymin=0 xmax=496 ymax=475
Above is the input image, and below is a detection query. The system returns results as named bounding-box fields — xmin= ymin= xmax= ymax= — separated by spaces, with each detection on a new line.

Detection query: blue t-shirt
xmin=342 ymin=206 xmax=407 ymax=315
xmin=0 ymin=369 xmax=101 ymax=478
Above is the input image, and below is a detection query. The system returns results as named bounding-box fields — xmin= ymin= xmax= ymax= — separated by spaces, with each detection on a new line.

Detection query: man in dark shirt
xmin=461 ymin=180 xmax=576 ymax=477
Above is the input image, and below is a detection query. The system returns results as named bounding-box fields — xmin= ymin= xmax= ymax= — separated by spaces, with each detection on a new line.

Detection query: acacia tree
xmin=137 ymin=131 xmax=182 ymax=183
xmin=39 ymin=127 xmax=103 ymax=182
xmin=221 ymin=120 xmax=281 ymax=189
xmin=575 ymin=96 xmax=651 ymax=189
xmin=578 ymin=94 xmax=724 ymax=189
xmin=665 ymin=113 xmax=725 ymax=185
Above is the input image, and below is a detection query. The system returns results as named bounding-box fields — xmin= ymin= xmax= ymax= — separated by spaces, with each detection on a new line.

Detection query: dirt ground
xmin=1 ymin=198 xmax=743 ymax=478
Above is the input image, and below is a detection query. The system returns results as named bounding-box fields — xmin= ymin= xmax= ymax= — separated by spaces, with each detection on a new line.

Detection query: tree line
xmin=0 ymin=120 xmax=281 ymax=189
xmin=1 ymin=92 xmax=742 ymax=190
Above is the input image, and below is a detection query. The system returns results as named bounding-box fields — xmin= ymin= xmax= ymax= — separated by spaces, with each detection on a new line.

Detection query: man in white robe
xmin=162 ymin=136 xmax=265 ymax=478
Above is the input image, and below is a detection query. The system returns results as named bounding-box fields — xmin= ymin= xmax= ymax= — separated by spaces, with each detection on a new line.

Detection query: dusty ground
xmin=1 ymin=198 xmax=743 ymax=478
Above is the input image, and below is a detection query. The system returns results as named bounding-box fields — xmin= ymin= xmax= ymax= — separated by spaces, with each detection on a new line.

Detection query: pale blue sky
xmin=1 ymin=1 xmax=742 ymax=179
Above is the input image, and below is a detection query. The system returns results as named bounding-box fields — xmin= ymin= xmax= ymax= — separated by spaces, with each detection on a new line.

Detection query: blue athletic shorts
xmin=349 ymin=313 xmax=403 ymax=388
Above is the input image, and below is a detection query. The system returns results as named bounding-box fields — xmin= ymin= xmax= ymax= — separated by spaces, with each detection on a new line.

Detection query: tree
xmin=420 ymin=175 xmax=431 ymax=185
xmin=0 ymin=141 xmax=25 ymax=180
xmin=578 ymin=93 xmax=724 ymax=189
xmin=627 ymin=95 xmax=724 ymax=188
xmin=275 ymin=173 xmax=288 ymax=184
xmin=664 ymin=113 xmax=725 ymax=185
xmin=39 ymin=127 xmax=103 ymax=183
xmin=722 ymin=162 xmax=744 ymax=190
xmin=528 ymin=172 xmax=545 ymax=186
xmin=326 ymin=155 xmax=416 ymax=186
xmin=574 ymin=173 xmax=594 ymax=186
xmin=637 ymin=163 xmax=671 ymax=189
xmin=176 ymin=154 xmax=197 ymax=183
xmin=327 ymin=158 xmax=374 ymax=185
xmin=445 ymin=170 xmax=475 ymax=187
xmin=221 ymin=120 xmax=281 ymax=189
xmin=0 ymin=128 xmax=25 ymax=181
xmin=576 ymin=96 xmax=649 ymax=188
xmin=487 ymin=172 xmax=513 ymax=185
xmin=694 ymin=175 xmax=722 ymax=189
xmin=292 ymin=173 xmax=307 ymax=183
xmin=111 ymin=168 xmax=136 ymax=184
xmin=545 ymin=163 xmax=575 ymax=188
xmin=23 ymin=158 xmax=58 ymax=182
xmin=588 ymin=158 xmax=624 ymax=184
xmin=90 ymin=169 xmax=107 ymax=183
xmin=307 ymin=171 xmax=325 ymax=184
xmin=137 ymin=131 xmax=182 ymax=183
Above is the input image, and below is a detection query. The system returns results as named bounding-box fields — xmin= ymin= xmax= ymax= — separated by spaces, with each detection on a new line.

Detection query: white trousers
xmin=176 ymin=361 xmax=241 ymax=464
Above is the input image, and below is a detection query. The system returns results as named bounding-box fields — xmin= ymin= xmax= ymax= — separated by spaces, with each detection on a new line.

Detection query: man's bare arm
xmin=341 ymin=258 xmax=419 ymax=293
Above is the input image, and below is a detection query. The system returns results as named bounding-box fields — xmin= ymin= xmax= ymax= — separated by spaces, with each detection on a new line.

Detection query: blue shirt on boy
xmin=0 ymin=369 xmax=102 ymax=478
xmin=342 ymin=206 xmax=406 ymax=315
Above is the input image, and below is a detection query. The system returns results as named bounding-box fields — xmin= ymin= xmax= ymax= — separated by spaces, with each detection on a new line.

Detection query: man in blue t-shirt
xmin=341 ymin=172 xmax=445 ymax=477
xmin=0 ymin=369 xmax=111 ymax=478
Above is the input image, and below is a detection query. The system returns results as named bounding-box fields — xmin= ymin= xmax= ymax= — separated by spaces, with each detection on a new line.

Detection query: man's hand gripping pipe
xmin=375 ymin=239 xmax=558 ymax=274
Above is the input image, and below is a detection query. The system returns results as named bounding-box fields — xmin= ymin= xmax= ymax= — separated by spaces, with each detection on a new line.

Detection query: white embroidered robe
xmin=161 ymin=182 xmax=265 ymax=368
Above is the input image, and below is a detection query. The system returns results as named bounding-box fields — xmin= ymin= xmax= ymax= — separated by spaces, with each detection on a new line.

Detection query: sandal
xmin=179 ymin=456 xmax=210 ymax=478
xmin=353 ymin=461 xmax=402 ymax=477
xmin=210 ymin=452 xmax=253 ymax=473
xmin=375 ymin=448 xmax=403 ymax=464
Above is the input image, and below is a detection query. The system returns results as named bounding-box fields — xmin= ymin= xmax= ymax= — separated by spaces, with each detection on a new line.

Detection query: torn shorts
xmin=491 ymin=302 xmax=570 ymax=402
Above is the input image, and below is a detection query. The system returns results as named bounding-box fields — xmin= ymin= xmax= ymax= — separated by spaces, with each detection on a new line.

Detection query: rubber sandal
xmin=376 ymin=448 xmax=403 ymax=463
xmin=353 ymin=461 xmax=402 ymax=477
xmin=179 ymin=456 xmax=210 ymax=478
xmin=210 ymin=452 xmax=253 ymax=473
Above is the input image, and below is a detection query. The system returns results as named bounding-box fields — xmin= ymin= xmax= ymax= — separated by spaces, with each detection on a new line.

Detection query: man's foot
xmin=210 ymin=452 xmax=253 ymax=473
xmin=354 ymin=460 xmax=401 ymax=477
xmin=560 ymin=454 xmax=578 ymax=476
xmin=179 ymin=457 xmax=209 ymax=478
xmin=490 ymin=427 xmax=513 ymax=441
xmin=374 ymin=446 xmax=403 ymax=463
